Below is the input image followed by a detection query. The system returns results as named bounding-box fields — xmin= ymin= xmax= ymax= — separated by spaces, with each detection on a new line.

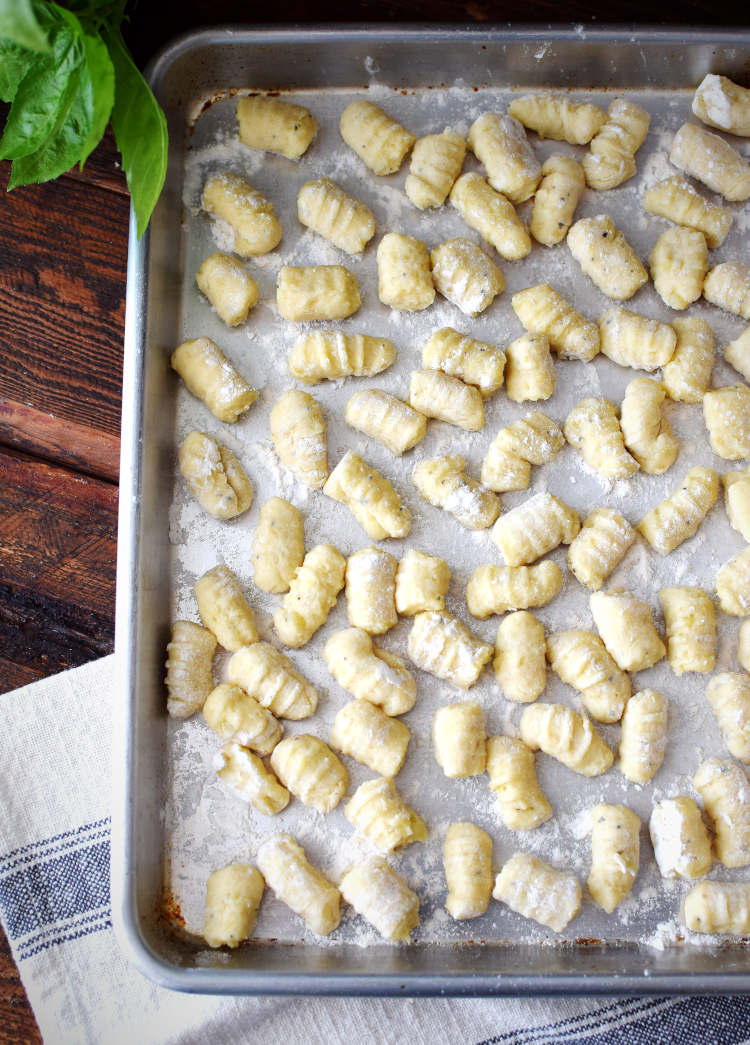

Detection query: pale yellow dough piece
xmin=590 ymin=590 xmax=665 ymax=673
xmin=323 ymin=450 xmax=411 ymax=540
xmin=323 ymin=627 xmax=416 ymax=716
xmin=520 ymin=702 xmax=614 ymax=776
xmin=251 ymin=497 xmax=304 ymax=595
xmin=215 ymin=740 xmax=290 ymax=815
xmin=509 ymin=94 xmax=606 ymax=145
xmin=395 ymin=549 xmax=450 ymax=616
xmin=598 ymin=307 xmax=677 ymax=372
xmin=493 ymin=853 xmax=581 ymax=933
xmin=345 ymin=777 xmax=427 ymax=852
xmin=649 ymin=796 xmax=712 ymax=879
xmin=443 ymin=822 xmax=493 ymax=919
xmin=694 ymin=757 xmax=750 ymax=867
xmin=202 ymin=683 xmax=282 ymax=756
xmin=546 ymin=628 xmax=630 ymax=724
xmin=725 ymin=327 xmax=750 ymax=382
xmin=481 ymin=411 xmax=564 ymax=493
xmin=567 ymin=508 xmax=635 ymax=591
xmin=659 ymin=586 xmax=716 ymax=676
xmin=637 ymin=467 xmax=719 ymax=555
xmin=345 ymin=546 xmax=398 ymax=635
xmin=724 ymin=468 xmax=750 ymax=542
xmin=433 ymin=702 xmax=487 ymax=778
xmin=171 ymin=337 xmax=258 ymax=422
xmin=529 ymin=154 xmax=586 ymax=246
xmin=270 ymin=734 xmax=348 ymax=812
xmin=195 ymin=253 xmax=258 ymax=326
xmin=670 ymin=122 xmax=750 ymax=202
xmin=345 ymin=389 xmax=426 ymax=455
xmin=340 ymin=856 xmax=420 ymax=941
xmin=693 ymin=74 xmax=750 ymax=136
xmin=268 ymin=386 xmax=331 ymax=490
xmin=165 ymin=620 xmax=216 ymax=720
xmin=273 ymin=543 xmax=346 ymax=648
xmin=583 ymin=99 xmax=650 ymax=190
xmin=377 ymin=233 xmax=434 ymax=311
xmin=650 ymin=226 xmax=708 ymax=311
xmin=289 ymin=330 xmax=396 ymax=384
xmin=204 ymin=863 xmax=264 ymax=949
xmin=195 ymin=564 xmax=258 ymax=652
xmin=493 ymin=611 xmax=546 ymax=704
xmin=405 ymin=128 xmax=466 ymax=209
xmin=430 ymin=238 xmax=504 ymax=317
xmin=567 ymin=216 xmax=648 ymax=301
xmin=663 ymin=317 xmax=715 ymax=404
xmin=512 ymin=283 xmax=599 ymax=362
xmin=707 ymin=673 xmax=750 ymax=763
xmin=620 ymin=377 xmax=678 ymax=474
xmin=297 ymin=177 xmax=375 ymax=254
xmin=587 ymin=803 xmax=640 ymax=914
xmin=339 ymin=100 xmax=415 ymax=175
xmin=491 ymin=491 xmax=580 ymax=567
xmin=684 ymin=881 xmax=750 ymax=934
xmin=422 ymin=327 xmax=506 ymax=396
xmin=202 ymin=172 xmax=282 ymax=256
xmin=330 ymin=699 xmax=410 ymax=778
xmin=564 ymin=398 xmax=638 ymax=480
xmin=704 ymin=262 xmax=750 ymax=321
xmin=467 ymin=112 xmax=541 ymax=204
xmin=449 ymin=171 xmax=531 ymax=261
xmin=409 ymin=369 xmax=485 ymax=431
xmin=256 ymin=834 xmax=340 ymax=935
xmin=276 ymin=265 xmax=361 ymax=321
xmin=486 ymin=735 xmax=552 ymax=829
xmin=703 ymin=384 xmax=750 ymax=460
xmin=503 ymin=334 xmax=556 ymax=403
xmin=237 ymin=96 xmax=317 ymax=159
xmin=407 ymin=610 xmax=493 ymax=690
xmin=643 ymin=175 xmax=732 ymax=248
xmin=619 ymin=689 xmax=668 ymax=784
xmin=227 ymin=642 xmax=319 ymax=720
xmin=178 ymin=431 xmax=253 ymax=521
xmin=412 ymin=455 xmax=500 ymax=530
xmin=466 ymin=562 xmax=562 ymax=619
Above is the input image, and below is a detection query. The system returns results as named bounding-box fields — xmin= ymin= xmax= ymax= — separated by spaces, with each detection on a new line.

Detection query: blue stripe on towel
xmin=477 ymin=993 xmax=750 ymax=1044
xmin=0 ymin=819 xmax=111 ymax=959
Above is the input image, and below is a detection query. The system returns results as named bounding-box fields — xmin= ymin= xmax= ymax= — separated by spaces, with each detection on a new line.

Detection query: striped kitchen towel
xmin=2 ymin=656 xmax=750 ymax=1045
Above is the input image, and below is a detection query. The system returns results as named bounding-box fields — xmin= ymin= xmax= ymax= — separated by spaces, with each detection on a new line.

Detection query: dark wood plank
xmin=0 ymin=447 xmax=117 ymax=699
xmin=0 ymin=162 xmax=128 ymax=447
xmin=62 ymin=129 xmax=129 ymax=197
xmin=0 ymin=400 xmax=120 ymax=484
xmin=0 ymin=930 xmax=41 ymax=1045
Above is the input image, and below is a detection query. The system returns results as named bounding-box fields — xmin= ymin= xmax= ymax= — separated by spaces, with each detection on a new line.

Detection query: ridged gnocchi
xmin=395 ymin=549 xmax=450 ymax=616
xmin=467 ymin=112 xmax=541 ymax=204
xmin=409 ymin=369 xmax=485 ymax=431
xmin=582 ymin=99 xmax=650 ymax=191
xmin=277 ymin=264 xmax=361 ymax=322
xmin=449 ymin=171 xmax=531 ymax=261
xmin=694 ymin=757 xmax=750 ymax=868
xmin=637 ymin=467 xmax=719 ymax=554
xmin=491 ymin=491 xmax=580 ymax=566
xmin=165 ymin=620 xmax=216 ymax=720
xmin=520 ymin=702 xmax=614 ymax=776
xmin=288 ymin=330 xmax=396 ymax=385
xmin=340 ymin=857 xmax=420 ymax=941
xmin=546 ymin=628 xmax=630 ymax=724
xmin=256 ymin=834 xmax=340 ymax=935
xmin=412 ymin=455 xmax=500 ymax=530
xmin=619 ymin=377 xmax=678 ymax=475
xmin=486 ymin=735 xmax=552 ymax=829
xmin=330 ymin=699 xmax=410 ymax=778
xmin=433 ymin=701 xmax=487 ymax=778
xmin=662 ymin=316 xmax=714 ymax=404
xmin=344 ymin=389 xmax=426 ymax=455
xmin=430 ymin=237 xmax=505 ymax=317
xmin=567 ymin=215 xmax=648 ymax=301
xmin=195 ymin=564 xmax=258 ymax=652
xmin=670 ymin=122 xmax=750 ymax=202
xmin=587 ymin=803 xmax=641 ymax=913
xmin=567 ymin=507 xmax=635 ymax=591
xmin=493 ymin=611 xmax=547 ymax=704
xmin=297 ymin=177 xmax=375 ymax=254
xmin=227 ymin=642 xmax=319 ymax=720
xmin=345 ymin=776 xmax=427 ymax=852
xmin=202 ymin=172 xmax=282 ymax=256
xmin=659 ymin=586 xmax=716 ymax=675
xmin=466 ymin=562 xmax=562 ymax=618
xmin=340 ymin=100 xmax=415 ymax=175
xmin=171 ymin=337 xmax=258 ymax=423
xmin=323 ymin=627 xmax=416 ymax=716
xmin=270 ymin=733 xmax=348 ymax=812
xmin=598 ymin=307 xmax=677 ymax=372
xmin=407 ymin=610 xmax=493 ymax=689
xmin=590 ymin=589 xmax=665 ymax=673
xmin=619 ymin=689 xmax=668 ymax=784
xmin=512 ymin=283 xmax=599 ymax=362
xmin=643 ymin=175 xmax=732 ymax=248
xmin=273 ymin=544 xmax=346 ymax=648
xmin=323 ymin=450 xmax=412 ymax=540
xmin=178 ymin=429 xmax=253 ymax=520
xmin=503 ymin=333 xmax=556 ymax=403
xmin=215 ymin=740 xmax=290 ymax=815
xmin=703 ymin=384 xmax=750 ymax=461
xmin=377 ymin=233 xmax=434 ymax=311
xmin=707 ymin=673 xmax=750 ymax=763
xmin=564 ymin=397 xmax=638 ymax=480
xmin=422 ymin=327 xmax=506 ymax=396
xmin=443 ymin=822 xmax=494 ymax=919
xmin=345 ymin=546 xmax=398 ymax=635
xmin=493 ymin=853 xmax=581 ymax=933
xmin=405 ymin=128 xmax=466 ymax=209
xmin=481 ymin=411 xmax=564 ymax=493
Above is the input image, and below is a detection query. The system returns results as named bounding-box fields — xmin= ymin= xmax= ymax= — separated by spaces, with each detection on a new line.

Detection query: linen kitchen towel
xmin=2 ymin=656 xmax=750 ymax=1044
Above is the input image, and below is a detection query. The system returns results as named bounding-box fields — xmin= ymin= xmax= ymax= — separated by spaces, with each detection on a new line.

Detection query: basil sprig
xmin=0 ymin=1 xmax=167 ymax=238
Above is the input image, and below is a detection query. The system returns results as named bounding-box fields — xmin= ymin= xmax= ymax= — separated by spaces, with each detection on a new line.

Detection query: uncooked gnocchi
xmin=330 ymin=699 xmax=410 ymax=778
xmin=433 ymin=701 xmax=487 ymax=778
xmin=529 ymin=155 xmax=586 ymax=246
xmin=659 ymin=586 xmax=716 ymax=675
xmin=491 ymin=491 xmax=580 ymax=566
xmin=203 ymin=863 xmax=264 ymax=949
xmin=297 ymin=177 xmax=375 ymax=254
xmin=165 ymin=620 xmax=216 ymax=720
xmin=273 ymin=544 xmax=346 ymax=648
xmin=421 ymin=327 xmax=506 ymax=396
xmin=430 ymin=237 xmax=504 ymax=316
xmin=407 ymin=610 xmax=492 ymax=689
xmin=377 ymin=233 xmax=434 ymax=311
xmin=256 ymin=834 xmax=340 ymax=935
xmin=409 ymin=369 xmax=485 ymax=430
xmin=345 ymin=546 xmax=398 ymax=635
xmin=216 ymin=741 xmax=290 ymax=814
xmin=564 ymin=397 xmax=638 ymax=480
xmin=277 ymin=265 xmax=361 ymax=322
xmin=619 ymin=689 xmax=668 ymax=784
xmin=567 ymin=507 xmax=635 ymax=591
xmin=493 ymin=853 xmax=581 ymax=933
xmin=171 ymin=337 xmax=258 ymax=423
xmin=598 ymin=307 xmax=677 ymax=372
xmin=649 ymin=796 xmax=712 ymax=879
xmin=345 ymin=389 xmax=426 ymax=455
xmin=195 ymin=564 xmax=258 ymax=652
xmin=707 ymin=673 xmax=750 ymax=763
xmin=340 ymin=100 xmax=415 ymax=175
xmin=481 ymin=411 xmax=564 ymax=492
xmin=486 ymin=735 xmax=552 ymax=829
xmin=323 ymin=450 xmax=412 ymax=540
xmin=323 ymin=627 xmax=416 ymax=716
xmin=508 ymin=93 xmax=606 ymax=145
xmin=493 ymin=611 xmax=547 ymax=704
xmin=703 ymin=384 xmax=750 ymax=461
xmin=619 ymin=377 xmax=678 ymax=475
xmin=546 ymin=628 xmax=630 ymax=724
xmin=449 ymin=171 xmax=531 ymax=261
xmin=466 ymin=562 xmax=562 ymax=618
xmin=637 ymin=466 xmax=719 ymax=555
xmin=643 ymin=175 xmax=732 ymax=248
xmin=251 ymin=497 xmax=304 ymax=595
xmin=650 ymin=226 xmax=708 ymax=311
xmin=195 ymin=253 xmax=258 ymax=326
xmin=237 ymin=96 xmax=317 ymax=159
xmin=670 ymin=122 xmax=750 ymax=202
xmin=503 ymin=334 xmax=556 ymax=403
xmin=395 ymin=549 xmax=450 ymax=616
xmin=412 ymin=455 xmax=499 ymax=530
xmin=590 ymin=589 xmax=665 ymax=673
xmin=662 ymin=316 xmax=714 ymax=404
xmin=520 ymin=702 xmax=614 ymax=776
xmin=202 ymin=172 xmax=282 ymax=256
xmin=512 ymin=283 xmax=599 ymax=362
xmin=467 ymin=112 xmax=541 ymax=204
xmin=288 ymin=330 xmax=396 ymax=385
xmin=567 ymin=216 xmax=648 ymax=300
xmin=587 ymin=803 xmax=641 ymax=913
xmin=692 ymin=73 xmax=750 ymax=136
xmin=345 ymin=777 xmax=427 ymax=852
xmin=582 ymin=99 xmax=650 ymax=190
xmin=340 ymin=856 xmax=420 ymax=941
xmin=270 ymin=733 xmax=348 ymax=812
xmin=405 ymin=128 xmax=466 ymax=209
xmin=227 ymin=642 xmax=319 ymax=720
xmin=202 ymin=682 xmax=282 ymax=755
xmin=443 ymin=822 xmax=493 ymax=919
xmin=703 ymin=262 xmax=750 ymax=321
xmin=694 ymin=758 xmax=750 ymax=868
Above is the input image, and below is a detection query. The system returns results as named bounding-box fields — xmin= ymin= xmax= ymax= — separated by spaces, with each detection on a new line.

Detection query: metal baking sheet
xmin=113 ymin=26 xmax=750 ymax=995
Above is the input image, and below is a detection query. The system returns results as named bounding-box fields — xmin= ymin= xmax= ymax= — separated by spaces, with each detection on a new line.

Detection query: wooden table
xmin=0 ymin=7 xmax=746 ymax=1041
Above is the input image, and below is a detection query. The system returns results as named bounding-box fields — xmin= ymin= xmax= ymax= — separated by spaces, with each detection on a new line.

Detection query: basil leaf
xmin=105 ymin=27 xmax=167 ymax=239
xmin=0 ymin=0 xmax=50 ymax=53
xmin=78 ymin=30 xmax=114 ymax=168
xmin=7 ymin=60 xmax=95 ymax=188
xmin=0 ymin=26 xmax=82 ymax=160
xmin=0 ymin=40 xmax=36 ymax=102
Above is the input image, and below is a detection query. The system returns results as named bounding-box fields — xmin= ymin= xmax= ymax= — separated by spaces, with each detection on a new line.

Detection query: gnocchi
xmin=703 ymin=384 xmax=750 ymax=461
xmin=481 ymin=411 xmax=564 ymax=493
xmin=694 ymin=757 xmax=750 ymax=868
xmin=323 ymin=627 xmax=417 ymax=716
xmin=405 ymin=128 xmax=466 ymax=209
xmin=421 ymin=327 xmax=506 ymax=396
xmin=237 ymin=96 xmax=317 ymax=159
xmin=567 ymin=507 xmax=636 ymax=591
xmin=508 ymin=93 xmax=606 ymax=145
xmin=467 ymin=112 xmax=541 ymax=204
xmin=227 ymin=642 xmax=319 ymax=720
xmin=345 ymin=776 xmax=427 ymax=852
xmin=684 ymin=881 xmax=750 ymax=935
xmin=273 ymin=544 xmax=346 ymax=648
xmin=330 ymin=699 xmax=410 ymax=778
xmin=345 ymin=546 xmax=398 ymax=635
xmin=323 ymin=450 xmax=412 ymax=540
xmin=171 ymin=337 xmax=258 ymax=423
xmin=703 ymin=262 xmax=750 ymax=321
xmin=165 ymin=620 xmax=216 ymax=720
xmin=466 ymin=562 xmax=562 ymax=618
xmin=619 ymin=689 xmax=668 ymax=784
xmin=619 ymin=377 xmax=678 ymax=475
xmin=256 ymin=834 xmax=341 ymax=935
xmin=443 ymin=822 xmax=494 ymax=919
xmin=395 ymin=549 xmax=450 ymax=616
xmin=662 ymin=316 xmax=714 ymax=404
xmin=493 ymin=853 xmax=581 ymax=933
xmin=587 ymin=803 xmax=641 ymax=913
xmin=203 ymin=863 xmax=264 ymax=949
xmin=486 ymin=735 xmax=552 ymax=829
xmin=449 ymin=171 xmax=531 ymax=261
xmin=637 ymin=466 xmax=719 ymax=554
xmin=716 ymin=548 xmax=750 ymax=616
xmin=202 ymin=682 xmax=282 ymax=756
xmin=407 ymin=610 xmax=493 ymax=689
xmin=724 ymin=326 xmax=750 ymax=382
xmin=216 ymin=740 xmax=290 ymax=815
xmin=589 ymin=589 xmax=666 ymax=673
xmin=277 ymin=265 xmax=361 ymax=321
xmin=649 ymin=796 xmax=712 ymax=879
xmin=288 ymin=330 xmax=396 ymax=384
xmin=643 ymin=175 xmax=732 ymax=248
xmin=491 ymin=491 xmax=580 ymax=566
xmin=412 ymin=455 xmax=500 ymax=530
xmin=503 ymin=334 xmax=556 ymax=403
xmin=297 ymin=177 xmax=375 ymax=254
xmin=429 ymin=237 xmax=505 ymax=317
xmin=340 ymin=100 xmax=415 ymax=175
xmin=251 ymin=497 xmax=304 ymax=595
xmin=377 ymin=233 xmax=435 ymax=311
xmin=529 ymin=155 xmax=586 ymax=247
xmin=650 ymin=226 xmax=708 ymax=311
xmin=567 ymin=215 xmax=648 ymax=300
xmin=194 ymin=564 xmax=258 ymax=652
xmin=409 ymin=369 xmax=485 ymax=431
xmin=670 ymin=122 xmax=750 ymax=202
xmin=511 ymin=283 xmax=599 ymax=362
xmin=493 ymin=611 xmax=547 ymax=704
xmin=270 ymin=733 xmax=348 ymax=812
xmin=433 ymin=701 xmax=487 ymax=778
xmin=582 ymin=98 xmax=650 ymax=191
xmin=546 ymin=628 xmax=630 ymax=724
xmin=598 ymin=307 xmax=677 ymax=372
xmin=345 ymin=388 xmax=426 ymax=455
xmin=340 ymin=856 xmax=420 ymax=941
xmin=202 ymin=172 xmax=282 ymax=256
xmin=564 ymin=397 xmax=639 ymax=480
xmin=195 ymin=253 xmax=258 ymax=326
xmin=724 ymin=468 xmax=750 ymax=542
xmin=659 ymin=586 xmax=716 ymax=675
xmin=520 ymin=702 xmax=614 ymax=776
xmin=707 ymin=673 xmax=750 ymax=763
xmin=692 ymin=73 xmax=750 ymax=137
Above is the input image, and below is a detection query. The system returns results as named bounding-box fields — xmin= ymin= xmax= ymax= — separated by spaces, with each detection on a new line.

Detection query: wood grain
xmin=0 ymin=163 xmax=128 ymax=446
xmin=0 ymin=400 xmax=120 ymax=483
